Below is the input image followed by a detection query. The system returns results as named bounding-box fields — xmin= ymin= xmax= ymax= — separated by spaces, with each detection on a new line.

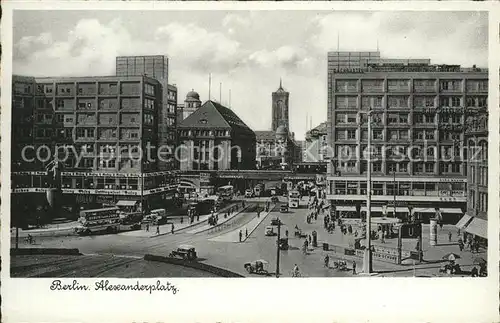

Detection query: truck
xmin=75 ymin=207 xmax=121 ymax=235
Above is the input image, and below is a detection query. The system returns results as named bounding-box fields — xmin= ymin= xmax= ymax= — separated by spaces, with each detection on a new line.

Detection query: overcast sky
xmin=13 ymin=11 xmax=487 ymax=140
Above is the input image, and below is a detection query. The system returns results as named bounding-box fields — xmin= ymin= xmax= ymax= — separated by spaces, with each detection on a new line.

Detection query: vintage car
xmin=169 ymin=245 xmax=197 ymax=260
xmin=245 ymin=189 xmax=254 ymax=198
xmin=271 ymin=196 xmax=279 ymax=203
xmin=294 ymin=229 xmax=307 ymax=238
xmin=244 ymin=259 xmax=269 ymax=275
xmin=278 ymin=238 xmax=289 ymax=250
xmin=270 ymin=217 xmax=282 ymax=226
xmin=265 ymin=226 xmax=277 ymax=236
xmin=280 ymin=204 xmax=289 ymax=213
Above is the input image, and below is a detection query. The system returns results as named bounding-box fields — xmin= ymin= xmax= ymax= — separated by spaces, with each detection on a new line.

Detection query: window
xmin=451 ymin=97 xmax=461 ymax=107
xmin=414 ymin=163 xmax=424 ymax=173
xmin=372 ymin=162 xmax=382 ymax=172
xmin=451 ymin=163 xmax=460 ymax=173
xmin=399 ymin=162 xmax=408 ymax=173
xmin=451 ymin=115 xmax=461 ymax=124
xmin=425 ymin=163 xmax=434 ymax=173
xmin=414 ymin=96 xmax=435 ymax=108
xmin=347 ymin=114 xmax=357 ymax=123
xmin=347 ymin=130 xmax=356 ymax=140
xmin=388 ymin=96 xmax=408 ymax=108
xmin=145 ymin=84 xmax=155 ymax=96
xmin=440 ymin=80 xmax=461 ymax=91
xmin=145 ymin=99 xmax=155 ymax=110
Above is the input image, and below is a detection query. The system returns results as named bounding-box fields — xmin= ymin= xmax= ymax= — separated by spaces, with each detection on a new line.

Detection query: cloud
xmin=310 ymin=12 xmax=488 ymax=67
xmin=222 ymin=14 xmax=251 ymax=35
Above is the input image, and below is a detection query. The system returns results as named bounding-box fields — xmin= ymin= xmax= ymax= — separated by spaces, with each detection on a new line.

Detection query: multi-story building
xmin=457 ymin=109 xmax=488 ymax=244
xmin=271 ymin=79 xmax=290 ymax=131
xmin=11 ymin=74 xmax=178 ymax=220
xmin=176 ymin=90 xmax=202 ymax=123
xmin=304 ymin=122 xmax=328 ymax=162
xmin=116 ymin=55 xmax=177 ymax=171
xmin=326 ymin=51 xmax=488 ymax=223
xmin=178 ymin=100 xmax=256 ymax=171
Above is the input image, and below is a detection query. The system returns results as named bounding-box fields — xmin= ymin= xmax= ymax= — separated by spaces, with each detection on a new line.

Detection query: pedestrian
xmin=257 ymin=210 xmax=260 ymax=218
xmin=304 ymin=239 xmax=309 ymax=249
xmin=471 ymin=266 xmax=479 ymax=277
xmin=180 ymin=216 xmax=184 ymax=224
xmin=239 ymin=230 xmax=242 ymax=242
xmin=285 ymin=229 xmax=289 ymax=238
xmin=324 ymin=254 xmax=330 ymax=268
xmin=308 ymin=235 xmax=312 ymax=244
xmin=170 ymin=223 xmax=174 ymax=234
xmin=448 ymin=231 xmax=452 ymax=242
xmin=146 ymin=223 xmax=149 ymax=232
xmin=352 ymin=261 xmax=356 ymax=275
xmin=458 ymin=238 xmax=464 ymax=251
xmin=156 ymin=225 xmax=160 ymax=235
xmin=475 ymin=242 xmax=479 ymax=253
xmin=245 ymin=228 xmax=248 ymax=238
xmin=457 ymin=228 xmax=461 ymax=237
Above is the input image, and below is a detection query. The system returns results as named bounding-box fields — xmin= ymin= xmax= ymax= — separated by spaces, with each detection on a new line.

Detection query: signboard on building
xmin=200 ymin=172 xmax=211 ymax=183
xmin=12 ymin=188 xmax=48 ymax=193
xmin=61 ymin=188 xmax=141 ymax=196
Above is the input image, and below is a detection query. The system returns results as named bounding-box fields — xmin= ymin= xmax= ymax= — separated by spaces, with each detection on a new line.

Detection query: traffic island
xmin=11 ymin=248 xmax=82 ymax=256
xmin=144 ymin=254 xmax=244 ymax=277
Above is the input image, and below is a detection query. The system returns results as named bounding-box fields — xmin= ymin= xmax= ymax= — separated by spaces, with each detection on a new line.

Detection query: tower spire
xmin=279 ymin=78 xmax=283 ymax=89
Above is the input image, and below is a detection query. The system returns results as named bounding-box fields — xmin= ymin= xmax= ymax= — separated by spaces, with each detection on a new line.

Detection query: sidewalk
xmin=209 ymin=205 xmax=275 ymax=243
xmin=187 ymin=204 xmax=253 ymax=235
xmin=300 ymin=213 xmax=486 ymax=276
xmin=127 ymin=201 xmax=247 ymax=238
xmin=11 ymin=221 xmax=79 ymax=237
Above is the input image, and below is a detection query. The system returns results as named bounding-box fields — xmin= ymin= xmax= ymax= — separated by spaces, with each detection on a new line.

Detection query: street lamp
xmin=358 ymin=109 xmax=378 ymax=274
xmin=275 ymin=217 xmax=282 ymax=278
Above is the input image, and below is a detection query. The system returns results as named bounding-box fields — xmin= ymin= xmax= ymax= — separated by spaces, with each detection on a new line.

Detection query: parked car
xmin=244 ymin=259 xmax=269 ymax=275
xmin=280 ymin=204 xmax=289 ymax=213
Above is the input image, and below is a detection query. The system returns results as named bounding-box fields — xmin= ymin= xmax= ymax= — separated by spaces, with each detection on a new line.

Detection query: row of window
xmin=334 ymin=96 xmax=487 ymax=110
xmin=179 ymin=130 xmax=231 ymax=137
xmin=14 ymin=82 xmax=158 ymax=96
xmin=470 ymin=165 xmax=488 ymax=186
xmin=329 ymin=180 xmax=465 ymax=196
xmin=334 ymin=79 xmax=488 ymax=93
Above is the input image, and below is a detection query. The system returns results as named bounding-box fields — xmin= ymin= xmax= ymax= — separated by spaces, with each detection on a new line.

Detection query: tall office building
xmin=116 ymin=56 xmax=177 ymax=171
xmin=326 ymin=51 xmax=488 ymax=225
xmin=11 ymin=74 xmax=178 ymax=220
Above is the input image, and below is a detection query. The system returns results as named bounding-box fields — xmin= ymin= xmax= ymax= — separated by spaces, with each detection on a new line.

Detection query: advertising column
xmin=429 ymin=219 xmax=438 ymax=246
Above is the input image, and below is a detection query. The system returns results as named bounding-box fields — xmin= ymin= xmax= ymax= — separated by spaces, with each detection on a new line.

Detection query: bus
xmin=288 ymin=190 xmax=300 ymax=208
xmin=75 ymin=207 xmax=121 ymax=235
xmin=217 ymin=185 xmax=234 ymax=201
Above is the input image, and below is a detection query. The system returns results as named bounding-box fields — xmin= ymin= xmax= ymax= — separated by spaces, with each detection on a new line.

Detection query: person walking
xmin=257 ymin=209 xmax=261 ymax=218
xmin=458 ymin=238 xmax=464 ymax=251
xmin=324 ymin=254 xmax=330 ymax=268
xmin=448 ymin=231 xmax=452 ymax=242
xmin=156 ymin=225 xmax=160 ymax=235
xmin=245 ymin=228 xmax=248 ymax=238
xmin=239 ymin=230 xmax=242 ymax=242
xmin=352 ymin=261 xmax=356 ymax=275
xmin=170 ymin=223 xmax=174 ymax=234
xmin=475 ymin=241 xmax=480 ymax=253
xmin=146 ymin=223 xmax=149 ymax=232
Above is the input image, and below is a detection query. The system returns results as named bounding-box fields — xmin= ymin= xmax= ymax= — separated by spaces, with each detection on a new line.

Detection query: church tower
xmin=271 ymin=79 xmax=290 ymax=132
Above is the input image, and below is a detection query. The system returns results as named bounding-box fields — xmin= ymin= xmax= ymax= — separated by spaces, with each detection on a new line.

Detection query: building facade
xmin=326 ymin=51 xmax=488 ymax=223
xmin=116 ymin=55 xmax=177 ymax=171
xmin=304 ymin=122 xmax=328 ymax=162
xmin=458 ymin=110 xmax=488 ymax=243
xmin=255 ymin=81 xmax=301 ymax=169
xmin=11 ymin=74 xmax=178 ymax=221
xmin=178 ymin=100 xmax=256 ymax=171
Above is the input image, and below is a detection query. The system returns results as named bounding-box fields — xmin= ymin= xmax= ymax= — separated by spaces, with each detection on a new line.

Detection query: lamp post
xmin=276 ymin=217 xmax=281 ymax=278
xmin=358 ymin=110 xmax=376 ymax=274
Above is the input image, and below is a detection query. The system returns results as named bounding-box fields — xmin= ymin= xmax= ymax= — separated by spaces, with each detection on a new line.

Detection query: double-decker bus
xmin=288 ymin=190 xmax=300 ymax=208
xmin=75 ymin=207 xmax=121 ymax=235
xmin=217 ymin=185 xmax=234 ymax=201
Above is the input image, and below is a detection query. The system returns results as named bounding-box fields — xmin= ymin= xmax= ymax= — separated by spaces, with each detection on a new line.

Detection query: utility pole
xmin=393 ymin=170 xmax=397 ymax=218
xmin=276 ymin=218 xmax=281 ymax=278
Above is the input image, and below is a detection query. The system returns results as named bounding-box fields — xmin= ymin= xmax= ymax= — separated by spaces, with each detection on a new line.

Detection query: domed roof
xmin=186 ymin=89 xmax=200 ymax=101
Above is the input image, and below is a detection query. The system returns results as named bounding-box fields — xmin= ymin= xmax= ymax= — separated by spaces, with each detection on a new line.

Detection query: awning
xmin=116 ymin=200 xmax=138 ymax=207
xmin=455 ymin=214 xmax=473 ymax=229
xmin=415 ymin=208 xmax=463 ymax=214
xmin=335 ymin=206 xmax=411 ymax=213
xmin=464 ymin=217 xmax=487 ymax=239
